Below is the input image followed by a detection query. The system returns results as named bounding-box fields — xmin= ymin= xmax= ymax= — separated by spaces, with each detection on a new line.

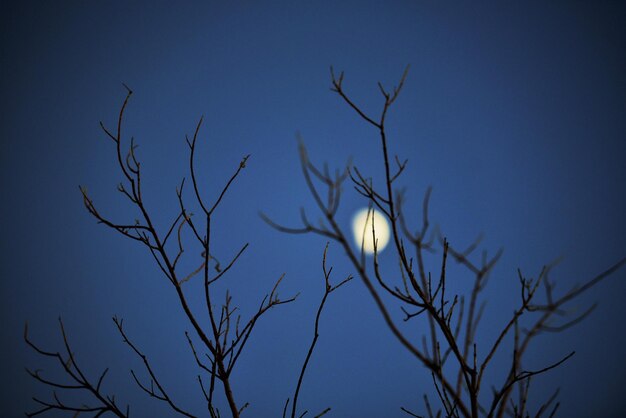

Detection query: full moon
xmin=351 ymin=208 xmax=391 ymax=255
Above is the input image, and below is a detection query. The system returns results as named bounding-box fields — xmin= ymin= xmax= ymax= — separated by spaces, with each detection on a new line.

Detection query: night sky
xmin=2 ymin=2 xmax=625 ymax=417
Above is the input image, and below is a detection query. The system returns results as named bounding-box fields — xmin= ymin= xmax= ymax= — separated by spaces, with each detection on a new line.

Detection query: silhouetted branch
xmin=268 ymin=67 xmax=626 ymax=418
xmin=289 ymin=244 xmax=352 ymax=418
xmin=113 ymin=316 xmax=196 ymax=417
xmin=24 ymin=319 xmax=129 ymax=417
xmin=29 ymin=88 xmax=302 ymax=418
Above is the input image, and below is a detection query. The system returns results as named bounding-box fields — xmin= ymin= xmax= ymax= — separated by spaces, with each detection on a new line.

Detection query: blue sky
xmin=2 ymin=2 xmax=625 ymax=417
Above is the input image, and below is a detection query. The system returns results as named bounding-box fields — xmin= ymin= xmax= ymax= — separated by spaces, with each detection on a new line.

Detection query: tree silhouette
xmin=26 ymin=71 xmax=624 ymax=418
xmin=262 ymin=68 xmax=626 ymax=418
xmin=24 ymin=84 xmax=352 ymax=418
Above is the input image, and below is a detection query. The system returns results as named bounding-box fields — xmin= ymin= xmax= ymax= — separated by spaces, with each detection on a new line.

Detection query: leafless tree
xmin=262 ymin=68 xmax=626 ymax=418
xmin=25 ymin=70 xmax=624 ymax=418
xmin=24 ymin=85 xmax=351 ymax=417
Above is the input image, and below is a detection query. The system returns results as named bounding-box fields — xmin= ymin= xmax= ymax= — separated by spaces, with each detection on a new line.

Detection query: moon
xmin=351 ymin=208 xmax=391 ymax=255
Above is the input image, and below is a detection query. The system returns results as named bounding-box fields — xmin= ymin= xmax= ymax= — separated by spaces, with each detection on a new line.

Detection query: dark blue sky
xmin=2 ymin=2 xmax=625 ymax=417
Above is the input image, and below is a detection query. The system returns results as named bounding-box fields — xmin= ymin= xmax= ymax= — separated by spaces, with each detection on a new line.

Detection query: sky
xmin=1 ymin=1 xmax=625 ymax=417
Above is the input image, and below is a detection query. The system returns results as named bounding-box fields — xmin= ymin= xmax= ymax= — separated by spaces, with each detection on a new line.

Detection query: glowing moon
xmin=351 ymin=208 xmax=391 ymax=255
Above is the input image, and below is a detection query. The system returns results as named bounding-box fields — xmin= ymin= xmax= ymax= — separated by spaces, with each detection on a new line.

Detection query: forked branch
xmin=24 ymin=319 xmax=129 ymax=417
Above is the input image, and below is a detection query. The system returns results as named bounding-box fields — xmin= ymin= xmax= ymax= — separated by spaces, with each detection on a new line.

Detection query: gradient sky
xmin=2 ymin=2 xmax=625 ymax=417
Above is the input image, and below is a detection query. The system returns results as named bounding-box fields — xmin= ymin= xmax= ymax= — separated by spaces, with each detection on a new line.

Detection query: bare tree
xmin=262 ymin=68 xmax=626 ymax=418
xmin=24 ymin=85 xmax=351 ymax=417
xmin=25 ymin=70 xmax=624 ymax=418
